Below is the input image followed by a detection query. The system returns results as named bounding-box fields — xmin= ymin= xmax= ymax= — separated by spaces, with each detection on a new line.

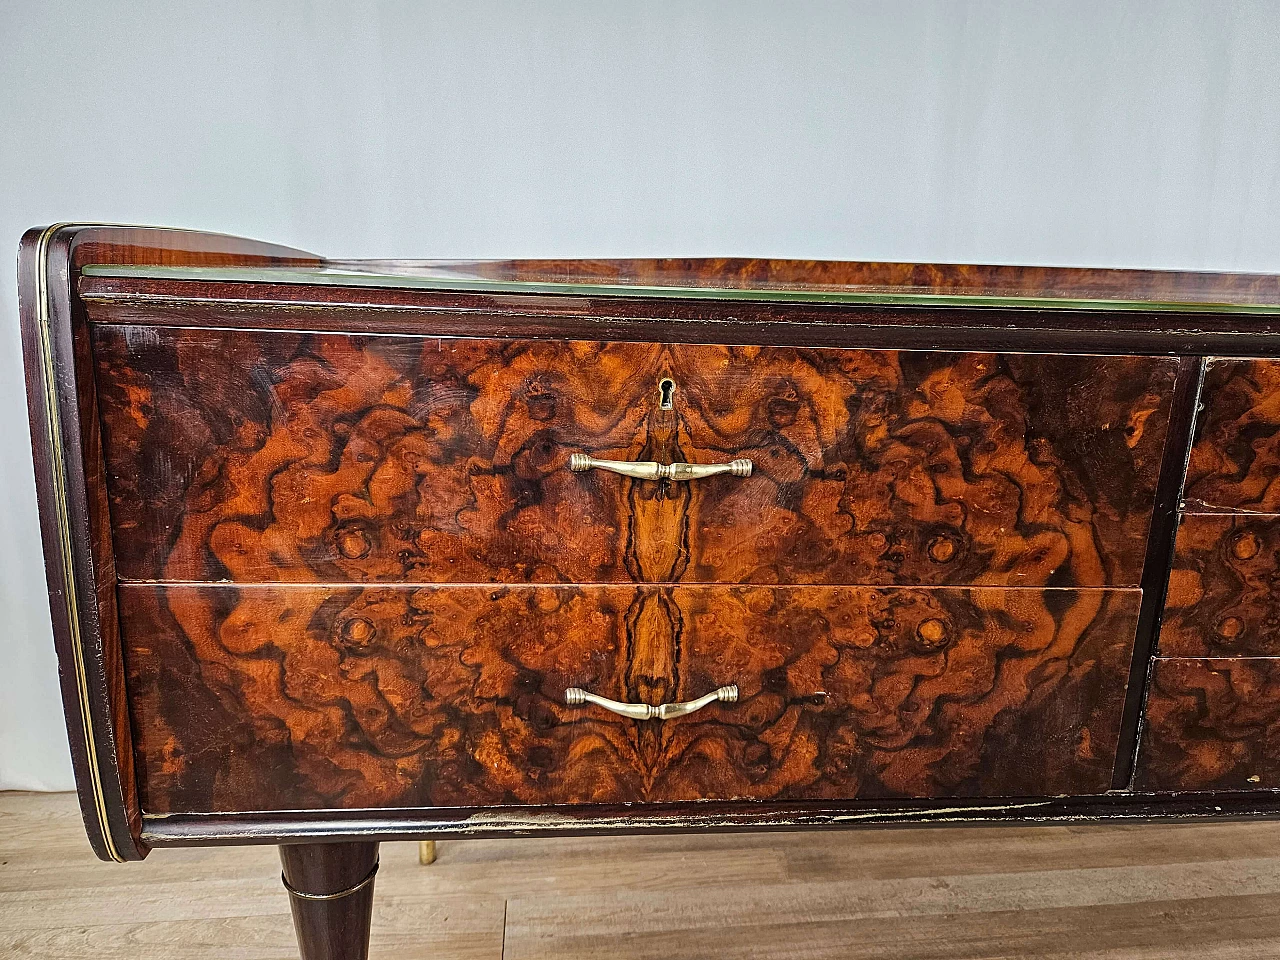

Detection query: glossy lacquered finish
xmin=120 ymin=582 xmax=1139 ymax=812
xmin=1136 ymin=356 xmax=1280 ymax=793
xmin=90 ymin=328 xmax=1174 ymax=589
xmin=1183 ymin=358 xmax=1280 ymax=513
xmin=1136 ymin=657 xmax=1280 ymax=792
xmin=1159 ymin=513 xmax=1280 ymax=658
xmin=17 ymin=225 xmax=319 ymax=864
xmin=22 ymin=225 xmax=1280 ymax=960
xmin=89 ymin=324 xmax=1174 ymax=819
xmin=280 ymin=842 xmax=379 ymax=960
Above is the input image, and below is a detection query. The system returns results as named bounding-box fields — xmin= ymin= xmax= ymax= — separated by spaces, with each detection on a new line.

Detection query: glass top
xmin=80 ymin=261 xmax=1280 ymax=315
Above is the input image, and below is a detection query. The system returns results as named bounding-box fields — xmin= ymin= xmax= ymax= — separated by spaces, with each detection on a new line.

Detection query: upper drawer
xmin=91 ymin=326 xmax=1177 ymax=587
xmin=1184 ymin=358 xmax=1280 ymax=511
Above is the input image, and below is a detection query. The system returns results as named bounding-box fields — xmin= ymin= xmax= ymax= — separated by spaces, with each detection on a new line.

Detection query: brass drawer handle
xmin=569 ymin=453 xmax=752 ymax=481
xmin=564 ymin=684 xmax=738 ymax=720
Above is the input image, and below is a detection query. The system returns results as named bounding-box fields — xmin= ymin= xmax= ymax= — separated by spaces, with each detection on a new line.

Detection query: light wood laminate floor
xmin=3 ymin=791 xmax=1280 ymax=958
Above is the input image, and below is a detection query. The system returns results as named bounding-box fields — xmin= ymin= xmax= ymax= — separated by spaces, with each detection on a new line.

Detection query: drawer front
xmin=1138 ymin=358 xmax=1280 ymax=791
xmin=93 ymin=326 xmax=1176 ymax=587
xmin=1158 ymin=513 xmax=1280 ymax=657
xmin=1136 ymin=658 xmax=1280 ymax=792
xmin=1184 ymin=358 xmax=1280 ymax=512
xmin=119 ymin=582 xmax=1140 ymax=813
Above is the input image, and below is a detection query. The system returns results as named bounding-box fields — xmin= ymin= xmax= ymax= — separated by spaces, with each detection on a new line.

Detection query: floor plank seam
xmin=8 ymin=795 xmax=1280 ymax=958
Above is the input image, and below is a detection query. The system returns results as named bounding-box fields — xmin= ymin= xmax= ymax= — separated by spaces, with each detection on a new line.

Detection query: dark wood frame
xmin=29 ymin=223 xmax=1280 ymax=959
xmin=20 ymin=227 xmax=1280 ymax=849
xmin=17 ymin=225 xmax=319 ymax=860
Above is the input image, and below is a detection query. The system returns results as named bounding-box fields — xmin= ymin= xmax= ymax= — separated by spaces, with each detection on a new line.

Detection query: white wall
xmin=2 ymin=0 xmax=1279 ymax=791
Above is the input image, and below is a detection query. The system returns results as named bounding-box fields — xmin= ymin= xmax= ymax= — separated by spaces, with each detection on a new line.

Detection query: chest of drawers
xmin=20 ymin=224 xmax=1280 ymax=959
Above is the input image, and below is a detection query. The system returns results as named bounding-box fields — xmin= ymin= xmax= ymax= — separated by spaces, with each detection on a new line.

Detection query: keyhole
xmin=658 ymin=378 xmax=675 ymax=410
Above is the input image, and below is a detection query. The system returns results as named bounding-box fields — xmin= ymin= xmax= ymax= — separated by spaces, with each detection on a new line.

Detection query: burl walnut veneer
xmin=20 ymin=224 xmax=1280 ymax=959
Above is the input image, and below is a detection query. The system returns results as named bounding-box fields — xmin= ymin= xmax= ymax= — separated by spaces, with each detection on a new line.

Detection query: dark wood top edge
xmin=60 ymin=224 xmax=320 ymax=271
xmin=140 ymin=792 xmax=1280 ymax=845
xmin=82 ymin=262 xmax=1280 ymax=312
xmin=76 ymin=273 xmax=1280 ymax=331
xmin=78 ymin=276 xmax=1280 ymax=357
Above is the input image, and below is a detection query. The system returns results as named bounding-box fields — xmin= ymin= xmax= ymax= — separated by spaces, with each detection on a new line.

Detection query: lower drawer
xmin=119 ymin=583 xmax=1140 ymax=812
xmin=1136 ymin=657 xmax=1280 ymax=791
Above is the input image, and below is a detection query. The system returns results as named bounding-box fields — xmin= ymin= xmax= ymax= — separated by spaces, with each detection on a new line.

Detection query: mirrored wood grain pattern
xmin=91 ymin=328 xmax=1175 ymax=588
xmin=120 ymin=583 xmax=1139 ymax=813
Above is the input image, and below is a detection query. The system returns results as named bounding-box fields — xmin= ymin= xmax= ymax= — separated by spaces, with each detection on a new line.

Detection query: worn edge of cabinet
xmin=16 ymin=224 xmax=320 ymax=862
xmin=1112 ymin=357 xmax=1209 ymax=788
xmin=78 ymin=274 xmax=1280 ymax=357
xmin=140 ymin=792 xmax=1280 ymax=846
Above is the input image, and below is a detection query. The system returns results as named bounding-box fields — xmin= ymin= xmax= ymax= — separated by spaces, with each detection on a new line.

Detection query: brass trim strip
xmin=281 ymin=860 xmax=379 ymax=901
xmin=33 ymin=223 xmax=124 ymax=862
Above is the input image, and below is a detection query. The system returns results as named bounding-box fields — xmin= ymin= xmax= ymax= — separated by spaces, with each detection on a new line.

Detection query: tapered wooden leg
xmin=280 ymin=841 xmax=379 ymax=960
xmin=418 ymin=840 xmax=437 ymax=865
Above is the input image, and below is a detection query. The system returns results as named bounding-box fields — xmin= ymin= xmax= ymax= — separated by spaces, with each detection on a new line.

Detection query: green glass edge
xmin=80 ymin=263 xmax=1280 ymax=315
